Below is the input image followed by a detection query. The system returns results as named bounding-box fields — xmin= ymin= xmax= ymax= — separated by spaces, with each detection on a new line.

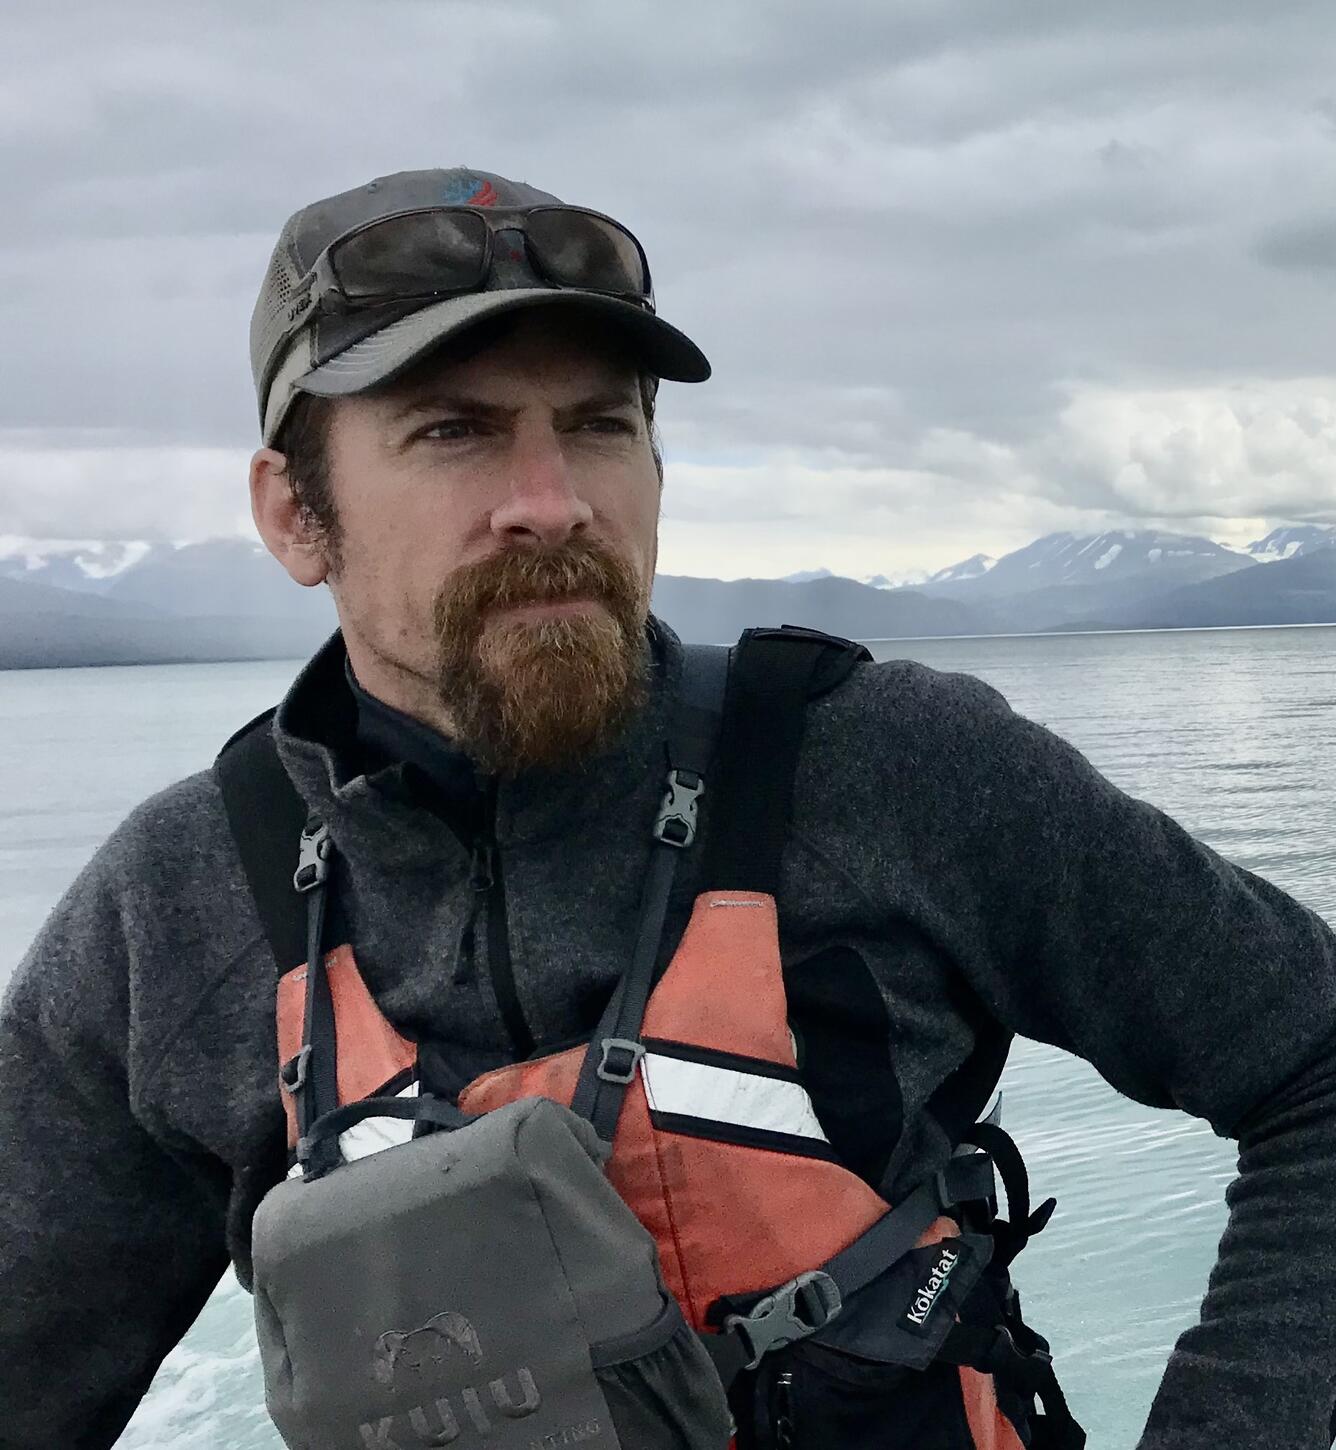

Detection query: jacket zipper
xmin=451 ymin=833 xmax=491 ymax=986
xmin=772 ymin=1369 xmax=795 ymax=1450
xmin=469 ymin=779 xmax=534 ymax=1059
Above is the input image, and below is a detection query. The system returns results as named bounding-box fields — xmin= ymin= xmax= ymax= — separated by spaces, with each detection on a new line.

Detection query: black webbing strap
xmin=215 ymin=711 xmax=350 ymax=1175
xmin=939 ymin=1323 xmax=1086 ymax=1448
xmin=292 ymin=823 xmax=343 ymax=1178
xmin=299 ymin=1093 xmax=473 ymax=1173
xmin=214 ymin=709 xmax=309 ymax=973
xmin=960 ymin=1120 xmax=1058 ymax=1268
xmin=922 ymin=1021 xmax=1013 ymax=1158
xmin=704 ymin=1153 xmax=996 ymax=1387
xmin=824 ymin=1152 xmax=995 ymax=1302
xmin=569 ymin=644 xmax=731 ymax=1142
xmin=699 ymin=627 xmax=870 ymax=895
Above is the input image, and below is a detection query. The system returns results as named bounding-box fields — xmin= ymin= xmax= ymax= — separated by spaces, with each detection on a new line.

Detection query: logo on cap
xmin=444 ymin=174 xmax=499 ymax=207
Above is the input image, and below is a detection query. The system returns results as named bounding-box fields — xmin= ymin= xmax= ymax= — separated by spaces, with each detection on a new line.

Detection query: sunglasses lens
xmin=331 ymin=211 xmax=488 ymax=300
xmin=524 ymin=211 xmax=647 ymax=295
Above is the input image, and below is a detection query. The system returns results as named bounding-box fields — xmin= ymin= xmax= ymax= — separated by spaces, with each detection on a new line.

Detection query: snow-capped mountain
xmin=1240 ymin=526 xmax=1336 ymax=564
xmin=870 ymin=569 xmax=931 ymax=590
xmin=781 ymin=566 xmax=928 ymax=591
xmin=10 ymin=522 xmax=1336 ymax=670
xmin=929 ymin=530 xmax=1252 ymax=600
xmin=0 ymin=536 xmax=330 ymax=621
xmin=0 ymin=537 xmax=158 ymax=594
xmin=927 ymin=553 xmax=996 ymax=587
xmin=103 ymin=539 xmax=340 ymax=630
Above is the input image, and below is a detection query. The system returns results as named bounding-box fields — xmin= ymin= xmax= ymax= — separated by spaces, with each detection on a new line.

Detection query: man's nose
xmin=489 ymin=426 xmax=594 ymax=547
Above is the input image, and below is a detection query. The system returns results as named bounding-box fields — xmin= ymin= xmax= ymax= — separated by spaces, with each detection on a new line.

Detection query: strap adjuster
xmin=596 ymin=1038 xmax=645 ymax=1084
xmin=279 ymin=1044 xmax=311 ymax=1095
xmin=935 ymin=1152 xmax=995 ymax=1210
xmin=723 ymin=1270 xmax=842 ymax=1370
xmin=293 ymin=822 xmax=333 ymax=893
xmin=653 ymin=768 xmax=704 ymax=848
xmin=980 ymin=1326 xmax=1053 ymax=1391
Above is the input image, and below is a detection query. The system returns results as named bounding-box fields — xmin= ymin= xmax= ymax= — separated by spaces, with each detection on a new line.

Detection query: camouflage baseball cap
xmin=250 ymin=167 xmax=711 ymax=444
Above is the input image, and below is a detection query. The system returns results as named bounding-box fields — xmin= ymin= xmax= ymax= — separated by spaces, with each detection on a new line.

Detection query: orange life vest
xmin=230 ymin=627 xmax=1083 ymax=1448
xmin=276 ymin=884 xmax=1023 ymax=1448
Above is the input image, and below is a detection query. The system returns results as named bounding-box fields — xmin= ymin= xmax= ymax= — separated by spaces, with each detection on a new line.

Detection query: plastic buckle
xmin=295 ymin=1133 xmax=331 ymax=1179
xmin=983 ymin=1327 xmax=1052 ymax=1391
xmin=935 ymin=1153 xmax=995 ymax=1210
xmin=653 ymin=768 xmax=704 ymax=848
xmin=596 ymin=1038 xmax=645 ymax=1085
xmin=723 ymin=1270 xmax=843 ymax=1370
xmin=293 ymin=823 xmax=333 ymax=893
xmin=280 ymin=1044 xmax=311 ymax=1095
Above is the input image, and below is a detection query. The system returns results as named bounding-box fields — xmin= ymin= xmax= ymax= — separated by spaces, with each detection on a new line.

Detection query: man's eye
xmin=581 ymin=416 xmax=635 ymax=434
xmin=421 ymin=420 xmax=479 ymax=441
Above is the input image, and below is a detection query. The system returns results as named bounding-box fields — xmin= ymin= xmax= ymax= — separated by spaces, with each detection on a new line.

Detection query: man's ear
xmin=249 ymin=448 xmax=329 ymax=587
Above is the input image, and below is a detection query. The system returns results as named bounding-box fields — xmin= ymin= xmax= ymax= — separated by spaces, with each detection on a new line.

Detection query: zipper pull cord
xmin=451 ymin=774 xmax=495 ymax=987
xmin=452 ymin=839 xmax=494 ymax=986
xmin=774 ymin=1370 xmax=795 ymax=1450
xmin=470 ymin=839 xmax=495 ymax=891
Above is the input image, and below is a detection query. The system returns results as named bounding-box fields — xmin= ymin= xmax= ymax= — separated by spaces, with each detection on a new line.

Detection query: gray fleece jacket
xmin=3 ymin=617 xmax=1336 ymax=1448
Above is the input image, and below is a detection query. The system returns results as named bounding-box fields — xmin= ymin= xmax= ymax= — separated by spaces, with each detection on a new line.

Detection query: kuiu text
xmin=359 ymin=1369 xmax=540 ymax=1448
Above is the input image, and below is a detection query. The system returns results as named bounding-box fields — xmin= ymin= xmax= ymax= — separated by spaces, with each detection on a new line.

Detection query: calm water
xmin=3 ymin=626 xmax=1335 ymax=1447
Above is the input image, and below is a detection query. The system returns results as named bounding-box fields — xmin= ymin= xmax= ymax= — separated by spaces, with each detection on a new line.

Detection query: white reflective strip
xmin=641 ymin=1053 xmax=829 ymax=1142
xmin=287 ymin=1081 xmax=420 ymax=1179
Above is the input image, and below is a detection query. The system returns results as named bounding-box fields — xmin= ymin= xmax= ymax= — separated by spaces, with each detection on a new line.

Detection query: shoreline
xmin=6 ymin=619 xmax=1336 ymax=671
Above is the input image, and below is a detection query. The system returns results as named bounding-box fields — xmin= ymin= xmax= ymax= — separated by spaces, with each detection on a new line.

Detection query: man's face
xmin=311 ymin=314 xmax=663 ymax=774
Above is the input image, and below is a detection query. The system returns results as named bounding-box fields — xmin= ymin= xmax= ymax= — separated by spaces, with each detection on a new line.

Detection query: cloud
xmin=1253 ymin=216 xmax=1336 ymax=273
xmin=3 ymin=0 xmax=1336 ymax=568
xmin=0 ymin=433 xmax=253 ymax=541
xmin=1041 ymin=381 xmax=1336 ymax=523
xmin=657 ymin=452 xmax=1116 ymax=580
xmin=662 ymin=376 xmax=1336 ymax=577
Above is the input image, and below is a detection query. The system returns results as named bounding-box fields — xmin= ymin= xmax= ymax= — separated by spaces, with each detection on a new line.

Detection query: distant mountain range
xmin=3 ymin=525 xmax=1336 ymax=668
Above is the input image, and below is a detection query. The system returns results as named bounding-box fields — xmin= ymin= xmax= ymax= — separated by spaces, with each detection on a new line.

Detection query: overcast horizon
xmin=5 ymin=0 xmax=1336 ymax=582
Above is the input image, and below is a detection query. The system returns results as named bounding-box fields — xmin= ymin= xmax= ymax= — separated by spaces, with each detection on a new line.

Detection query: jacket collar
xmin=272 ymin=615 xmax=683 ymax=869
xmin=346 ymin=657 xmax=482 ymax=805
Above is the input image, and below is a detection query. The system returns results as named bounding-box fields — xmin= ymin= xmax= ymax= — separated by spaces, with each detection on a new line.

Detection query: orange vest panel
xmin=277 ymin=890 xmax=1024 ymax=1448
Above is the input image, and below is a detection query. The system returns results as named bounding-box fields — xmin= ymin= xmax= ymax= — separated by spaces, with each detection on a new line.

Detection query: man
xmin=2 ymin=167 xmax=1335 ymax=1449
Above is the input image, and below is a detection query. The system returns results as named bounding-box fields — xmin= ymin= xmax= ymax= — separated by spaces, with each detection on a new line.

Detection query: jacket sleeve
xmin=0 ymin=840 xmax=230 ymax=1449
xmin=879 ymin=669 xmax=1336 ymax=1449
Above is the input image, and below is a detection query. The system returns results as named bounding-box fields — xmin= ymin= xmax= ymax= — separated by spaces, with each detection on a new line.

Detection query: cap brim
xmin=294 ymin=289 xmax=711 ymax=400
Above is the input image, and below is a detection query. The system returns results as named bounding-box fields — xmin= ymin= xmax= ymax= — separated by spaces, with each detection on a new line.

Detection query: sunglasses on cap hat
xmin=252 ymin=171 xmax=710 ymax=445
xmin=280 ymin=204 xmax=654 ymax=346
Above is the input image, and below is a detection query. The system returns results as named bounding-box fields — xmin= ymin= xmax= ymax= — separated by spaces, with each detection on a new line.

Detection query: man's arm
xmin=1140 ymin=1041 xmax=1336 ymax=1445
xmin=838 ymin=663 xmax=1336 ymax=1448
xmin=0 ymin=834 xmax=230 ymax=1449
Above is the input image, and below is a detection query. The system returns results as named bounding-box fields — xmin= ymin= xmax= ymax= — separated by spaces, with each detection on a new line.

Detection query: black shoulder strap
xmin=699 ymin=625 xmax=1010 ymax=1148
xmin=570 ymin=642 xmax=731 ymax=1139
xmin=924 ymin=1024 xmax=1012 ymax=1149
xmin=699 ymin=624 xmax=870 ymax=895
xmin=215 ymin=709 xmax=309 ymax=972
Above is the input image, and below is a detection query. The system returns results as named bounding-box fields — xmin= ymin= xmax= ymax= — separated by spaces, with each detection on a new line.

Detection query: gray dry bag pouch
xmin=251 ymin=1094 xmax=732 ymax=1450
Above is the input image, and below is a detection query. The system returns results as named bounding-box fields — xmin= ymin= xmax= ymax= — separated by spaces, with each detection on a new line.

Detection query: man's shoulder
xmin=96 ymin=766 xmax=236 ymax=895
xmin=6 ymin=764 xmax=263 ymax=1061
xmin=808 ymin=652 xmax=1014 ymax=749
xmin=792 ymin=653 xmax=1042 ymax=852
xmin=55 ymin=765 xmax=260 ymax=962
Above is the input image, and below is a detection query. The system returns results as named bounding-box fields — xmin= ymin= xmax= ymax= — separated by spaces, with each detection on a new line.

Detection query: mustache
xmin=436 ymin=539 xmax=636 ymax=620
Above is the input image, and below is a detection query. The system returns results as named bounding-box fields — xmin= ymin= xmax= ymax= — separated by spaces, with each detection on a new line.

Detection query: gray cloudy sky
xmin=3 ymin=0 xmax=1336 ymax=579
